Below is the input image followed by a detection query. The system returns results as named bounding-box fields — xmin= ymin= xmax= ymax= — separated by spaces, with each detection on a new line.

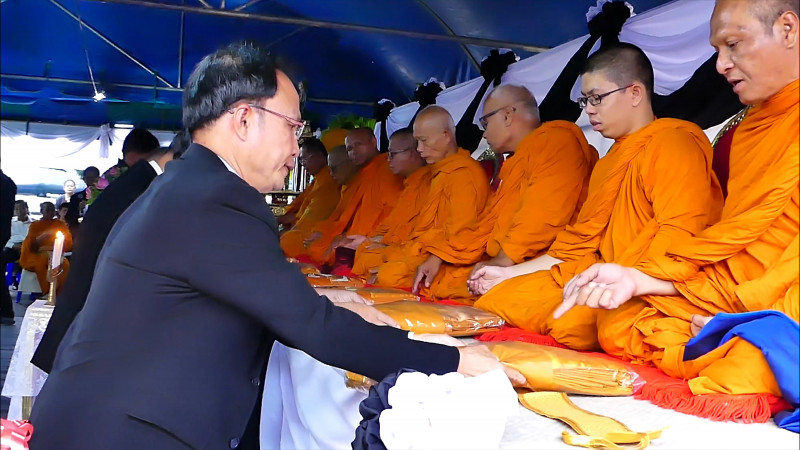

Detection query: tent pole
xmin=49 ymin=0 xmax=176 ymax=88
xmin=0 ymin=73 xmax=375 ymax=106
xmin=413 ymin=0 xmax=479 ymax=71
xmin=82 ymin=0 xmax=551 ymax=53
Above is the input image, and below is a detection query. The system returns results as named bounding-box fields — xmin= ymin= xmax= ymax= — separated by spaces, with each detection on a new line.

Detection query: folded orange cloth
xmin=344 ymin=287 xmax=419 ymax=304
xmin=374 ymin=302 xmax=504 ymax=336
xmin=486 ymin=341 xmax=640 ymax=396
xmin=305 ymin=273 xmax=365 ymax=288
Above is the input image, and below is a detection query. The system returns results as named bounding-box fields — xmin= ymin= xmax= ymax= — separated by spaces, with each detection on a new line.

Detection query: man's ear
xmin=630 ymin=82 xmax=646 ymax=108
xmin=230 ymin=105 xmax=252 ymax=142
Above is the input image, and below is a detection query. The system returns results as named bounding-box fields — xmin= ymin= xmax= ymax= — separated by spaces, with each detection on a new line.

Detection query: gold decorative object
xmin=22 ymin=396 xmax=33 ymax=420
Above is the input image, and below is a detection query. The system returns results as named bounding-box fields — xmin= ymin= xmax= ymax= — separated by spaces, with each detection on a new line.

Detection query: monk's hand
xmin=690 ymin=314 xmax=713 ymax=337
xmin=467 ymin=265 xmax=509 ymax=296
xmin=342 ymin=235 xmax=367 ymax=249
xmin=457 ymin=344 xmax=526 ymax=387
xmin=303 ymin=231 xmax=322 ymax=248
xmin=317 ymin=288 xmax=372 ymax=305
xmin=412 ymin=254 xmax=443 ymax=294
xmin=555 ymin=263 xmax=637 ymax=319
xmin=336 ymin=302 xmax=400 ymax=328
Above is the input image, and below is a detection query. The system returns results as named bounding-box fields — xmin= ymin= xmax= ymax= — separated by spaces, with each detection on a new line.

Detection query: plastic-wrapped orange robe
xmin=375 ymin=149 xmax=490 ymax=288
xmin=304 ymin=154 xmax=403 ymax=265
xmin=597 ymin=81 xmax=799 ymax=396
xmin=423 ymin=121 xmax=599 ymax=302
xmin=280 ymin=169 xmax=341 ymax=257
xmin=19 ymin=219 xmax=73 ymax=295
xmin=351 ymin=166 xmax=433 ymax=276
xmin=475 ymin=118 xmax=724 ymax=351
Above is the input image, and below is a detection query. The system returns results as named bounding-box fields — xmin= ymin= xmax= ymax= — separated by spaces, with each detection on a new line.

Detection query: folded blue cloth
xmin=684 ymin=310 xmax=799 ymax=433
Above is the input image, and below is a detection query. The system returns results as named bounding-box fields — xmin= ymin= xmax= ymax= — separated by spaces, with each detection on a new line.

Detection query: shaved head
xmin=345 ymin=127 xmax=379 ymax=166
xmin=582 ymin=43 xmax=654 ymax=99
xmin=416 ymin=105 xmax=456 ymax=135
xmin=486 ymin=84 xmax=540 ymax=121
xmin=413 ymin=105 xmax=458 ymax=164
xmin=328 ymin=145 xmax=358 ymax=184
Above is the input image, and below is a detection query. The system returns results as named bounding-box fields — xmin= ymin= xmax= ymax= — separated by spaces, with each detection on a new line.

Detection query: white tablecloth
xmin=2 ymin=300 xmax=53 ymax=419
xmin=260 ymin=342 xmax=799 ymax=449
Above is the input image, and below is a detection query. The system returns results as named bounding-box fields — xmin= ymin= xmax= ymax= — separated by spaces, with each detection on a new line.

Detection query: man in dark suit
xmin=29 ymin=42 xmax=520 ymax=450
xmin=0 ymin=169 xmax=17 ymax=324
xmin=31 ymin=135 xmax=189 ymax=373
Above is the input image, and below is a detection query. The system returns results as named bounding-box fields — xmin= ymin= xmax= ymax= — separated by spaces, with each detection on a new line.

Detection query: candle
xmin=51 ymin=231 xmax=64 ymax=270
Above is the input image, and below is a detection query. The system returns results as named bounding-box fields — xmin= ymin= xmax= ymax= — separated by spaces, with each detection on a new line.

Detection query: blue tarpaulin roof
xmin=1 ymin=0 xmax=672 ymax=130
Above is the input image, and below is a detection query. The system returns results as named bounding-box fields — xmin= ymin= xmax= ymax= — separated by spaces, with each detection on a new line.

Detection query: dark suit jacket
xmin=0 ymin=170 xmax=16 ymax=246
xmin=30 ymin=144 xmax=459 ymax=450
xmin=32 ymin=159 xmax=158 ymax=373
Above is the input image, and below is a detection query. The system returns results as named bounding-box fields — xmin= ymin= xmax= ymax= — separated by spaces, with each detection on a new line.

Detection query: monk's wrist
xmin=628 ymin=267 xmax=676 ymax=297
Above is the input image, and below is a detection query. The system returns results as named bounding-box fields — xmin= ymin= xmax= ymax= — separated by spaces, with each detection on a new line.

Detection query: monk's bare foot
xmin=690 ymin=315 xmax=712 ymax=336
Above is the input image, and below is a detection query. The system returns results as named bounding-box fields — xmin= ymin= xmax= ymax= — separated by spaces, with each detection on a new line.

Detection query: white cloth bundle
xmin=379 ymin=369 xmax=518 ymax=449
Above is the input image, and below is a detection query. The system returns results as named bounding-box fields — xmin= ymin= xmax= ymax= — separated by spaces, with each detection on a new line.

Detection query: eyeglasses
xmin=576 ymin=85 xmax=633 ymax=109
xmin=228 ymin=103 xmax=305 ymax=139
xmin=387 ymin=147 xmax=415 ymax=160
xmin=478 ymin=105 xmax=516 ymax=130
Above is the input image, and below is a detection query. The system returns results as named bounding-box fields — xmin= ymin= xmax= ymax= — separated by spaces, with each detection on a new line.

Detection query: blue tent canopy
xmin=1 ymin=0 xmax=672 ymax=130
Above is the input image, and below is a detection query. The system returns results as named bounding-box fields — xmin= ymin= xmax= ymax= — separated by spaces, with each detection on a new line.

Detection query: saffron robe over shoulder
xmin=304 ymin=154 xmax=403 ymax=265
xmin=19 ymin=218 xmax=73 ymax=295
xmin=475 ymin=118 xmax=724 ymax=351
xmin=375 ymin=149 xmax=490 ymax=288
xmin=351 ymin=166 xmax=433 ymax=276
xmin=424 ymin=121 xmax=598 ymax=301
xmin=596 ymin=80 xmax=799 ymax=397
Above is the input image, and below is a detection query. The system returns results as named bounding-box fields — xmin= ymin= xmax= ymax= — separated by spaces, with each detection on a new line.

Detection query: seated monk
xmin=374 ymin=105 xmax=490 ymax=292
xmin=471 ymin=43 xmax=724 ymax=351
xmin=420 ymin=85 xmax=598 ymax=303
xmin=19 ymin=201 xmax=73 ymax=295
xmin=556 ymin=0 xmax=799 ymax=397
xmin=350 ymin=127 xmax=432 ymax=278
xmin=281 ymin=145 xmax=356 ymax=258
xmin=302 ymin=128 xmax=404 ymax=265
xmin=277 ymin=138 xmax=340 ymax=230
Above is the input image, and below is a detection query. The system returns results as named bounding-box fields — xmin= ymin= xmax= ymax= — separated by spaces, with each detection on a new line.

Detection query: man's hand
xmin=412 ymin=254 xmax=443 ymax=294
xmin=366 ymin=242 xmax=387 ymax=250
xmin=336 ymin=302 xmax=400 ymax=328
xmin=316 ymin=288 xmax=372 ymax=305
xmin=457 ymin=344 xmax=526 ymax=387
xmin=467 ymin=265 xmax=511 ymax=295
xmin=303 ymin=231 xmax=323 ymax=248
xmin=554 ymin=263 xmax=638 ymax=319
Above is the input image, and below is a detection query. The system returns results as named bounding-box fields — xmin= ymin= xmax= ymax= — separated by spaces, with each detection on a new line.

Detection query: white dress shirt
xmin=6 ymin=218 xmax=32 ymax=248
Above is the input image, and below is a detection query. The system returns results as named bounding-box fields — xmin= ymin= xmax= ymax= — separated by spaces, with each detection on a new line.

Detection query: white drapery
xmin=0 ymin=121 xmax=176 ymax=174
xmin=375 ymin=0 xmax=721 ymax=157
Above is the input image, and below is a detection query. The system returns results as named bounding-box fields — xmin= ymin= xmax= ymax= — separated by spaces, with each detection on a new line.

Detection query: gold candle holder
xmin=47 ymin=265 xmax=63 ymax=306
xmin=22 ymin=396 xmax=33 ymax=420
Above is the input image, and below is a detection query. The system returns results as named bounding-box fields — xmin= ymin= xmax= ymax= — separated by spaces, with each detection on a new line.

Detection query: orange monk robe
xmin=305 ymin=154 xmax=403 ymax=265
xmin=19 ymin=219 xmax=73 ymax=295
xmin=423 ymin=121 xmax=599 ymax=302
xmin=351 ymin=166 xmax=433 ymax=276
xmin=596 ymin=81 xmax=799 ymax=397
xmin=475 ymin=118 xmax=724 ymax=351
xmin=279 ymin=169 xmax=341 ymax=257
xmin=375 ymin=149 xmax=490 ymax=288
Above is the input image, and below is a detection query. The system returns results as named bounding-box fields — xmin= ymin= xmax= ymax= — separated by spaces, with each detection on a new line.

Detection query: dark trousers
xmin=1 ymin=246 xmax=20 ymax=318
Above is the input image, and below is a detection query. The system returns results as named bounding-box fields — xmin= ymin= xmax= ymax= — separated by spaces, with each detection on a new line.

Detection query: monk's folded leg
xmin=352 ymin=246 xmax=387 ymax=277
xmin=279 ymin=229 xmax=307 ymax=258
xmin=422 ymin=264 xmax=476 ymax=303
xmin=545 ymin=304 xmax=600 ymax=351
xmin=685 ymin=337 xmax=782 ymax=396
xmin=374 ymin=254 xmax=426 ymax=289
xmin=474 ymin=271 xmax=559 ymax=336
